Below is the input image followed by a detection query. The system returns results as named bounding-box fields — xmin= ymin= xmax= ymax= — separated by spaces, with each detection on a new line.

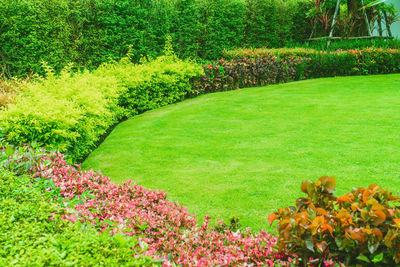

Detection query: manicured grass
xmin=83 ymin=74 xmax=400 ymax=230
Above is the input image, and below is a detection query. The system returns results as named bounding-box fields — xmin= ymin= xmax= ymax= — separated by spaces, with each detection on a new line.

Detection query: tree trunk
xmin=377 ymin=13 xmax=383 ymax=36
xmin=347 ymin=0 xmax=367 ymax=36
xmin=347 ymin=0 xmax=359 ymax=17
xmin=383 ymin=11 xmax=393 ymax=37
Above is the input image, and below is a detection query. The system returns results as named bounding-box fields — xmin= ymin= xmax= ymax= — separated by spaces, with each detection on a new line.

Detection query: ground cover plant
xmin=83 ymin=74 xmax=400 ymax=230
xmin=2 ymin=144 xmax=298 ymax=266
xmin=0 ymin=151 xmax=154 ymax=266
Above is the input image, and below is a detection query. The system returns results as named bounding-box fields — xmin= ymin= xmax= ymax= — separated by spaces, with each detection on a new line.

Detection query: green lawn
xmin=83 ymin=74 xmax=400 ymax=230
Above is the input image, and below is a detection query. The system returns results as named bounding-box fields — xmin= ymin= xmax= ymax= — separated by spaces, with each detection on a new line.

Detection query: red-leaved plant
xmin=269 ymin=176 xmax=400 ymax=266
xmin=191 ymin=56 xmax=309 ymax=95
xmin=24 ymin=149 xmax=298 ymax=266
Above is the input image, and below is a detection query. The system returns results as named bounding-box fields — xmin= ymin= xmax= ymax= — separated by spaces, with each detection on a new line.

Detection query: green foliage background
xmin=0 ymin=0 xmax=311 ymax=77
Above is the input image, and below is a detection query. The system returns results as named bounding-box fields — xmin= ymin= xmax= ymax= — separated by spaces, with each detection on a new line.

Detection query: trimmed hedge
xmin=191 ymin=56 xmax=308 ymax=95
xmin=0 ymin=0 xmax=311 ymax=77
xmin=286 ymin=39 xmax=400 ymax=51
xmin=0 ymin=55 xmax=203 ymax=162
xmin=0 ymin=169 xmax=154 ymax=266
xmin=222 ymin=47 xmax=400 ymax=77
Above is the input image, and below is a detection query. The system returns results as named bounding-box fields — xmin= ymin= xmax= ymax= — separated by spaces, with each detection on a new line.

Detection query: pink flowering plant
xmin=2 ymin=144 xmax=298 ymax=266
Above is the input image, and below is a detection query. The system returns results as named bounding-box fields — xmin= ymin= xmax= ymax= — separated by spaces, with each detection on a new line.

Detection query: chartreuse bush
xmin=0 ymin=65 xmax=125 ymax=162
xmin=0 ymin=54 xmax=202 ymax=162
xmin=0 ymin=169 xmax=154 ymax=266
xmin=269 ymin=177 xmax=400 ymax=266
xmin=97 ymin=51 xmax=203 ymax=117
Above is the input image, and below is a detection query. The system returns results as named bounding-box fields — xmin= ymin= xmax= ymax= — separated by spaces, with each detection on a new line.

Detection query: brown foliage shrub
xmin=269 ymin=176 xmax=400 ymax=266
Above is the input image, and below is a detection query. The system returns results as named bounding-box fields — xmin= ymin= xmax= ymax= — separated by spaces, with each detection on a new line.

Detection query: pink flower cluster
xmin=34 ymin=152 xmax=297 ymax=266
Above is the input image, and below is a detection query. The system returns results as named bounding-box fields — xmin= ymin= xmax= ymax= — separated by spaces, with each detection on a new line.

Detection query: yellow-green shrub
xmin=97 ymin=55 xmax=203 ymax=117
xmin=0 ymin=66 xmax=125 ymax=162
xmin=0 ymin=56 xmax=202 ymax=162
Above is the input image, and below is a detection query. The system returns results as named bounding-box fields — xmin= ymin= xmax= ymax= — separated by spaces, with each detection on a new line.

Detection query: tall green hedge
xmin=0 ymin=0 xmax=311 ymax=77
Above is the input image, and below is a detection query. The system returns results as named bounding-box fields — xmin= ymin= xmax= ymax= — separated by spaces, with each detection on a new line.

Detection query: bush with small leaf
xmin=21 ymin=145 xmax=297 ymax=266
xmin=0 ymin=168 xmax=155 ymax=266
xmin=0 ymin=53 xmax=202 ymax=163
xmin=0 ymin=75 xmax=32 ymax=108
xmin=223 ymin=47 xmax=400 ymax=78
xmin=191 ymin=56 xmax=309 ymax=95
xmin=269 ymin=176 xmax=400 ymax=266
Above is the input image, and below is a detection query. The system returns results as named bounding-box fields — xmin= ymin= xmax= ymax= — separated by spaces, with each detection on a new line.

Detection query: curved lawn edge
xmin=84 ymin=74 xmax=400 ymax=230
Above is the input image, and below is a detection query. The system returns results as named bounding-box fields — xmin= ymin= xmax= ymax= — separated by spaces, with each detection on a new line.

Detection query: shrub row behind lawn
xmin=0 ymin=54 xmax=203 ymax=162
xmin=0 ymin=168 xmax=154 ymax=266
xmin=194 ymin=47 xmax=400 ymax=94
xmin=1 ymin=144 xmax=298 ymax=266
xmin=3 ymin=47 xmax=400 ymax=161
xmin=222 ymin=47 xmax=400 ymax=78
xmin=285 ymin=39 xmax=400 ymax=51
xmin=191 ymin=56 xmax=308 ymax=95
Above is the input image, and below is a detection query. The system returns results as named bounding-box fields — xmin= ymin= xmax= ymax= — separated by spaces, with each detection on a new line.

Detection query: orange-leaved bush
xmin=269 ymin=176 xmax=400 ymax=266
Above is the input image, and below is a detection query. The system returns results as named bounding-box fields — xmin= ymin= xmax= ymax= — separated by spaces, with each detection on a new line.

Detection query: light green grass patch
xmin=84 ymin=74 xmax=400 ymax=230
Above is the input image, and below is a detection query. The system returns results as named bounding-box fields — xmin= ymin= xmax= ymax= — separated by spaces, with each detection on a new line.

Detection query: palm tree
xmin=364 ymin=0 xmax=397 ymax=8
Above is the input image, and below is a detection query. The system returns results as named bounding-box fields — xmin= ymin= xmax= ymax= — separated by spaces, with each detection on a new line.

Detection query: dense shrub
xmin=0 ymin=75 xmax=32 ymax=108
xmin=0 ymin=65 xmax=125 ymax=162
xmin=244 ymin=0 xmax=309 ymax=48
xmin=286 ymin=38 xmax=400 ymax=51
xmin=197 ymin=0 xmax=247 ymax=59
xmin=0 ymin=0 xmax=72 ymax=76
xmin=0 ymin=55 xmax=202 ymax=162
xmin=0 ymin=168 xmax=154 ymax=266
xmin=14 ymin=146 xmax=297 ymax=266
xmin=223 ymin=47 xmax=318 ymax=59
xmin=223 ymin=47 xmax=400 ymax=77
xmin=191 ymin=56 xmax=310 ymax=94
xmin=98 ymin=53 xmax=203 ymax=117
xmin=0 ymin=0 xmax=312 ymax=77
xmin=171 ymin=0 xmax=202 ymax=59
xmin=269 ymin=176 xmax=400 ymax=266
